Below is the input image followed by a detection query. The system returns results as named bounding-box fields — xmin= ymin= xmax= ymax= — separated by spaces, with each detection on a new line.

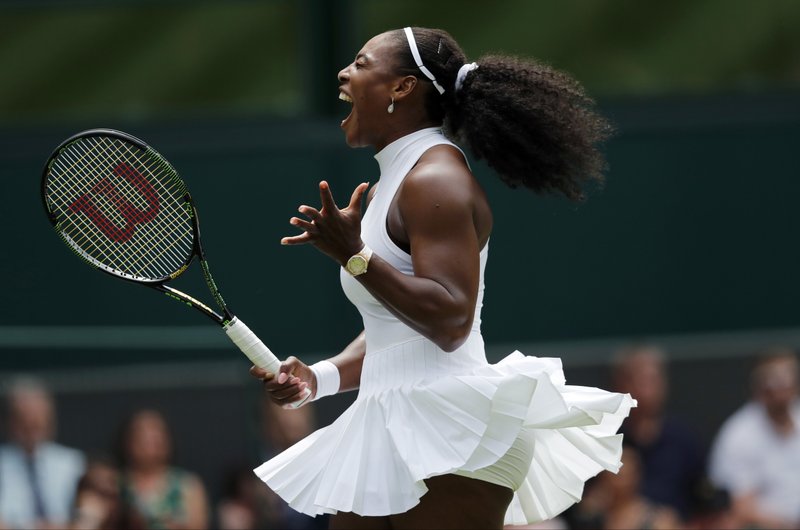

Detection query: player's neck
xmin=374 ymin=118 xmax=441 ymax=152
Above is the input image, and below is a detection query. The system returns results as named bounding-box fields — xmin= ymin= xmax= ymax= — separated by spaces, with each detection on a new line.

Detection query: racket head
xmin=42 ymin=129 xmax=196 ymax=283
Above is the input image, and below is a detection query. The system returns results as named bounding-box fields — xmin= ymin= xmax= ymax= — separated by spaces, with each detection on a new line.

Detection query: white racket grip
xmin=224 ymin=317 xmax=281 ymax=373
xmin=223 ymin=317 xmax=311 ymax=409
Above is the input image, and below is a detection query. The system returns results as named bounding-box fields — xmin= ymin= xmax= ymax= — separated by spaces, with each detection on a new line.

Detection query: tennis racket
xmin=41 ymin=128 xmax=309 ymax=406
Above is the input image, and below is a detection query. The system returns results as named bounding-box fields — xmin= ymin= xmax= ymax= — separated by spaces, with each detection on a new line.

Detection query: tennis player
xmin=250 ymin=27 xmax=635 ymax=529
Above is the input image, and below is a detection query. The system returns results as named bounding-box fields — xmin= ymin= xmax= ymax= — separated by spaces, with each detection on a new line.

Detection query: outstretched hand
xmin=281 ymin=181 xmax=369 ymax=265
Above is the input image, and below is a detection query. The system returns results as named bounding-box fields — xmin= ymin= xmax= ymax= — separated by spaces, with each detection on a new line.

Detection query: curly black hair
xmin=388 ymin=27 xmax=613 ymax=201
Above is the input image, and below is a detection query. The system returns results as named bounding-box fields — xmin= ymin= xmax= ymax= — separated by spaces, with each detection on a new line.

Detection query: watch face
xmin=346 ymin=255 xmax=368 ymax=275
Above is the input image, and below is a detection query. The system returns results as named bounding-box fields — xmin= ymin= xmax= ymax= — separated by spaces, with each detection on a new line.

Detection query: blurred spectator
xmin=612 ymin=344 xmax=705 ymax=520
xmin=708 ymin=347 xmax=800 ymax=529
xmin=216 ymin=465 xmax=274 ymax=530
xmin=0 ymin=377 xmax=86 ymax=529
xmin=252 ymin=399 xmax=326 ymax=530
xmin=566 ymin=444 xmax=682 ymax=530
xmin=115 ymin=409 xmax=208 ymax=529
xmin=70 ymin=457 xmax=121 ymax=530
xmin=260 ymin=398 xmax=316 ymax=457
xmin=684 ymin=478 xmax=739 ymax=530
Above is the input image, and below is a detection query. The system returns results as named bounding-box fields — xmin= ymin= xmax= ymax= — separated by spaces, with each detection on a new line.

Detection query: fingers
xmin=252 ymin=365 xmax=305 ymax=399
xmin=305 ymin=182 xmax=366 ymax=216
xmin=347 ymin=182 xmax=369 ymax=213
xmin=277 ymin=359 xmax=297 ymax=384
xmin=261 ymin=371 xmax=308 ymax=400
xmin=289 ymin=217 xmax=315 ymax=233
xmin=249 ymin=365 xmax=274 ymax=381
xmin=270 ymin=378 xmax=309 ymax=401
xmin=318 ymin=181 xmax=339 ymax=213
xmin=298 ymin=205 xmax=321 ymax=221
xmin=282 ymin=388 xmax=312 ymax=409
xmin=277 ymin=370 xmax=290 ymax=384
xmin=258 ymin=357 xmax=310 ymax=403
xmin=283 ymin=181 xmax=364 ymax=252
xmin=281 ymin=232 xmax=312 ymax=245
xmin=282 ymin=205 xmax=320 ymax=246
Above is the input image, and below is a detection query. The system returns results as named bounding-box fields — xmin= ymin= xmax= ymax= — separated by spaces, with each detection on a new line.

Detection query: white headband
xmin=455 ymin=62 xmax=478 ymax=92
xmin=403 ymin=27 xmax=445 ymax=95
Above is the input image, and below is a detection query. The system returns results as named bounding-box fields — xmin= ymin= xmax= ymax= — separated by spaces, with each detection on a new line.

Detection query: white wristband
xmin=310 ymin=360 xmax=340 ymax=401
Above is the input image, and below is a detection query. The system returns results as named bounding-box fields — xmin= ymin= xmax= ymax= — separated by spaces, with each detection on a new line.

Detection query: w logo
xmin=70 ymin=163 xmax=160 ymax=242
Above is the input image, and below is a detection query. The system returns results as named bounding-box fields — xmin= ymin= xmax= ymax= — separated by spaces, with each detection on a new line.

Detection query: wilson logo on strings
xmin=69 ymin=163 xmax=160 ymax=242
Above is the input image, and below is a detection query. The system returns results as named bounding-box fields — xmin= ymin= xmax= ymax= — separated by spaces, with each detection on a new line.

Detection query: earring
xmin=387 ymin=97 xmax=395 ymax=114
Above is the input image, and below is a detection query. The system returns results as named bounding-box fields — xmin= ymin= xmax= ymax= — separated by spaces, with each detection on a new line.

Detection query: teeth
xmin=339 ymin=92 xmax=353 ymax=103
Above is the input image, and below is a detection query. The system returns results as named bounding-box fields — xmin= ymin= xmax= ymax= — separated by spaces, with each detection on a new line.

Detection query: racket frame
xmin=42 ymin=128 xmax=313 ymax=404
xmin=41 ymin=128 xmax=233 ymax=326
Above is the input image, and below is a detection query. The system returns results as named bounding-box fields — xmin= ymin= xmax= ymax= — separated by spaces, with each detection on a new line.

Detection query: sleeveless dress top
xmin=254 ymin=127 xmax=635 ymax=525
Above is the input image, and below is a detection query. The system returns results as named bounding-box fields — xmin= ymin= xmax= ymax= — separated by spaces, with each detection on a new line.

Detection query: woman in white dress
xmin=250 ymin=27 xmax=635 ymax=530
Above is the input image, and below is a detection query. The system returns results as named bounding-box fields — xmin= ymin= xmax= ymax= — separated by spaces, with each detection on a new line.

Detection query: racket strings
xmin=69 ymin=161 xmax=160 ymax=242
xmin=99 ymin=139 xmax=194 ymax=275
xmin=85 ymin=138 xmax=191 ymax=278
xmin=45 ymin=135 xmax=194 ymax=281
xmin=49 ymin=138 xmax=186 ymax=277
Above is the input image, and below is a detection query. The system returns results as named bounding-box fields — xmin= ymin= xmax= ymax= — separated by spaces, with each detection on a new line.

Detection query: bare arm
xmin=283 ymin=146 xmax=489 ymax=352
xmin=357 ymin=161 xmax=482 ymax=351
xmin=327 ymin=330 xmax=365 ymax=392
xmin=248 ymin=186 xmax=377 ymax=404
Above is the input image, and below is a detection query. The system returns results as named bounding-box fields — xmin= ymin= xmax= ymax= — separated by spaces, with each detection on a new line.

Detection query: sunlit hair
xmin=388 ymin=27 xmax=613 ymax=201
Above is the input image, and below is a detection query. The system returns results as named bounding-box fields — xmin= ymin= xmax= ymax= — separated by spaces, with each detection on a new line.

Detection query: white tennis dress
xmin=255 ymin=127 xmax=635 ymax=525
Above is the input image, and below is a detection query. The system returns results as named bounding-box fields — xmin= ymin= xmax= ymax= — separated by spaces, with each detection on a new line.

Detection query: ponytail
xmin=447 ymin=55 xmax=612 ymax=201
xmin=391 ymin=28 xmax=612 ymax=201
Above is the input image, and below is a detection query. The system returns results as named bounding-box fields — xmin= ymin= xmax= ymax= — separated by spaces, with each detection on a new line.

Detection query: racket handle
xmin=224 ymin=317 xmax=311 ymax=408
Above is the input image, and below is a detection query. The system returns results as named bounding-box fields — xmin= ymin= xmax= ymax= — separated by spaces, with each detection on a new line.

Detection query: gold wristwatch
xmin=345 ymin=244 xmax=373 ymax=276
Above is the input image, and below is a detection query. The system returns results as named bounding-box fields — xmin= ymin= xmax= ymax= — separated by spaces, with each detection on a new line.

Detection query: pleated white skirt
xmin=254 ymin=337 xmax=635 ymax=525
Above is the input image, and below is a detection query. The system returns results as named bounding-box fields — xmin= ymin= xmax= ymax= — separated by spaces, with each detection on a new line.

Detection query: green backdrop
xmin=1 ymin=0 xmax=799 ymax=370
xmin=2 ymin=92 xmax=799 ymax=370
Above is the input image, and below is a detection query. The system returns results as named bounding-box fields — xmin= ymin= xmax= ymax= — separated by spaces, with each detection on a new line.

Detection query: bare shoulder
xmin=396 ymin=143 xmax=492 ymax=244
xmin=410 ymin=144 xmax=473 ymax=185
xmin=399 ymin=144 xmax=477 ymax=209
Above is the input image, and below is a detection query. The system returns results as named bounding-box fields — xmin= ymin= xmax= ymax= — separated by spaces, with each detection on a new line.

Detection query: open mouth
xmin=339 ymin=91 xmax=354 ymax=126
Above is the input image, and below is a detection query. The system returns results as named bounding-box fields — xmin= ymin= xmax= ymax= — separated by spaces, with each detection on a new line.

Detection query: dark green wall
xmin=1 ymin=92 xmax=799 ymax=370
xmin=3 ymin=0 xmax=800 ymax=125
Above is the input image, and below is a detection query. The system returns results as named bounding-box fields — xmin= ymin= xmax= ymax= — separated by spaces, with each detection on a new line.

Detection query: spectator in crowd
xmin=70 ymin=457 xmax=121 ymax=530
xmin=708 ymin=347 xmax=800 ymax=529
xmin=216 ymin=465 xmax=275 ymax=530
xmin=684 ymin=478 xmax=739 ymax=530
xmin=216 ymin=399 xmax=327 ymax=530
xmin=611 ymin=344 xmax=705 ymax=520
xmin=565 ymin=443 xmax=682 ymax=530
xmin=253 ymin=398 xmax=326 ymax=530
xmin=0 ymin=377 xmax=86 ymax=529
xmin=116 ymin=409 xmax=209 ymax=529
